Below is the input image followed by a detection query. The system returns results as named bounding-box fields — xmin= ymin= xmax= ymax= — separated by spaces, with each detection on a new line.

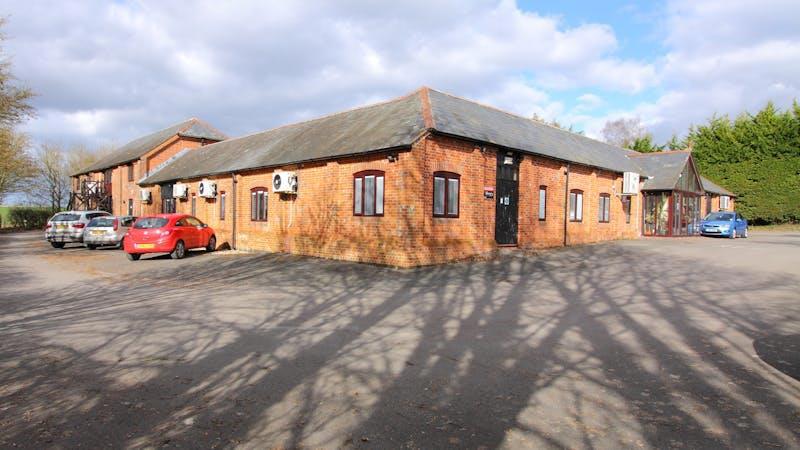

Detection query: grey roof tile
xmin=141 ymin=88 xmax=648 ymax=185
xmin=700 ymin=175 xmax=735 ymax=196
xmin=74 ymin=118 xmax=226 ymax=175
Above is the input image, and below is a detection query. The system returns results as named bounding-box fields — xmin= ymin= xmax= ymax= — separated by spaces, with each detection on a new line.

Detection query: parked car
xmin=700 ymin=211 xmax=749 ymax=238
xmin=45 ymin=210 xmax=111 ymax=248
xmin=83 ymin=216 xmax=137 ymax=250
xmin=123 ymin=214 xmax=216 ymax=261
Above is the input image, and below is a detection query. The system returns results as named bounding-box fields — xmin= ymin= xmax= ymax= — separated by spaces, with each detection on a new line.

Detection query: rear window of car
xmin=134 ymin=217 xmax=169 ymax=229
xmin=89 ymin=217 xmax=115 ymax=227
xmin=52 ymin=213 xmax=80 ymax=222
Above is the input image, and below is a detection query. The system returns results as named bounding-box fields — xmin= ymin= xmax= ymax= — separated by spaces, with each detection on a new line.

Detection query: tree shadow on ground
xmin=1 ymin=235 xmax=799 ymax=449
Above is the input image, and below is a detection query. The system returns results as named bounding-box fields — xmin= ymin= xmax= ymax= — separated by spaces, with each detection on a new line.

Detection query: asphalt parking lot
xmin=1 ymin=231 xmax=799 ymax=449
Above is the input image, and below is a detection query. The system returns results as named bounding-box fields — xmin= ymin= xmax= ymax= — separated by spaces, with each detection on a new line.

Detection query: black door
xmin=495 ymin=152 xmax=520 ymax=245
xmin=160 ymin=184 xmax=176 ymax=213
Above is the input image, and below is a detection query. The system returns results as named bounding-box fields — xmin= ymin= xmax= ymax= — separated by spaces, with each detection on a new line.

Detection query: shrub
xmin=8 ymin=207 xmax=53 ymax=229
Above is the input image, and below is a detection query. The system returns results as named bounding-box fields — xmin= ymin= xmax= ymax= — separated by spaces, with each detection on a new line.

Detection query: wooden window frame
xmin=622 ymin=196 xmax=632 ymax=224
xmin=569 ymin=189 xmax=583 ymax=222
xmin=599 ymin=193 xmax=611 ymax=223
xmin=538 ymin=185 xmax=547 ymax=221
xmin=433 ymin=171 xmax=460 ymax=218
xmin=250 ymin=187 xmax=268 ymax=222
xmin=219 ymin=191 xmax=226 ymax=221
xmin=353 ymin=170 xmax=385 ymax=217
xmin=127 ymin=164 xmax=134 ymax=182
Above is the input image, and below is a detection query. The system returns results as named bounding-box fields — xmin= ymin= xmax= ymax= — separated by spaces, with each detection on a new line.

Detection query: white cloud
xmin=633 ymin=0 xmax=800 ymax=141
xmin=4 ymin=0 xmax=655 ymax=148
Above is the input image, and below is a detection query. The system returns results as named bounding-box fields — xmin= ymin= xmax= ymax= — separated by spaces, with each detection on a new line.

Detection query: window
xmin=538 ymin=186 xmax=547 ymax=220
xmin=127 ymin=199 xmax=134 ymax=216
xmin=353 ymin=171 xmax=384 ymax=216
xmin=162 ymin=198 xmax=176 ymax=214
xmin=219 ymin=192 xmax=226 ymax=220
xmin=251 ymin=187 xmax=268 ymax=221
xmin=569 ymin=190 xmax=583 ymax=222
xmin=433 ymin=172 xmax=460 ymax=218
xmin=598 ymin=193 xmax=611 ymax=223
xmin=127 ymin=164 xmax=134 ymax=182
xmin=720 ymin=195 xmax=730 ymax=210
xmin=622 ymin=196 xmax=632 ymax=224
xmin=191 ymin=194 xmax=197 ymax=216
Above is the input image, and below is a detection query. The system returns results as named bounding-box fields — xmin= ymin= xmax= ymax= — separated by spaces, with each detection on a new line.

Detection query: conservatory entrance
xmin=643 ymin=191 xmax=702 ymax=236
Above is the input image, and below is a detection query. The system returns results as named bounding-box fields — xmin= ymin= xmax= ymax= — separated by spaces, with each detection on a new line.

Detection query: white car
xmin=83 ymin=216 xmax=137 ymax=250
xmin=45 ymin=210 xmax=110 ymax=248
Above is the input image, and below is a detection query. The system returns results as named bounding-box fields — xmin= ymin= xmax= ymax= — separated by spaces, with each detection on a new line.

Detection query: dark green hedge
xmin=688 ymin=102 xmax=800 ymax=224
xmin=7 ymin=207 xmax=53 ymax=229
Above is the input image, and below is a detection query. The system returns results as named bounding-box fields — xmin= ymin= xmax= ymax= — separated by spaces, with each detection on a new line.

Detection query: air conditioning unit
xmin=622 ymin=172 xmax=640 ymax=195
xmin=173 ymin=183 xmax=189 ymax=199
xmin=272 ymin=171 xmax=298 ymax=193
xmin=139 ymin=189 xmax=152 ymax=203
xmin=198 ymin=179 xmax=217 ymax=198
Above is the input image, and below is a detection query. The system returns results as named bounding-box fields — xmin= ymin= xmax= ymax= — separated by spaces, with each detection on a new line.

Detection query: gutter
xmin=231 ymin=172 xmax=237 ymax=250
xmin=563 ymin=163 xmax=571 ymax=247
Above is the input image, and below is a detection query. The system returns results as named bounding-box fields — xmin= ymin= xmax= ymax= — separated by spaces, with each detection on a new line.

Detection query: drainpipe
xmin=231 ymin=172 xmax=238 ymax=250
xmin=563 ymin=163 xmax=571 ymax=247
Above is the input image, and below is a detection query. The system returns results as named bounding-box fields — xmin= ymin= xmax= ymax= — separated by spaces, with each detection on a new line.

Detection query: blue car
xmin=700 ymin=212 xmax=748 ymax=238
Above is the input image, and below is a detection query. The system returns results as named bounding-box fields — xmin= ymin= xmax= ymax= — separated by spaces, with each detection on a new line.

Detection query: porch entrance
xmin=495 ymin=151 xmax=520 ymax=245
xmin=643 ymin=191 xmax=702 ymax=236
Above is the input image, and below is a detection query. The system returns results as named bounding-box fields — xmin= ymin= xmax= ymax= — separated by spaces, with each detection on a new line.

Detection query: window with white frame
xmin=433 ymin=172 xmax=460 ymax=218
xmin=251 ymin=187 xmax=268 ymax=221
xmin=569 ymin=190 xmax=583 ymax=222
xmin=598 ymin=193 xmax=611 ymax=223
xmin=353 ymin=171 xmax=384 ymax=216
xmin=538 ymin=186 xmax=547 ymax=220
xmin=720 ymin=195 xmax=730 ymax=210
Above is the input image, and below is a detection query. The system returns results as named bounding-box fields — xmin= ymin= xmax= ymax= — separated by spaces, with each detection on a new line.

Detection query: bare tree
xmin=0 ymin=128 xmax=32 ymax=202
xmin=25 ymin=143 xmax=109 ymax=211
xmin=0 ymin=17 xmax=35 ymax=203
xmin=601 ymin=117 xmax=648 ymax=149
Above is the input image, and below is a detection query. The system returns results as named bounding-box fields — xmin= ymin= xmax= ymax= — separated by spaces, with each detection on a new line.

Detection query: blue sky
xmin=2 ymin=0 xmax=799 ymax=151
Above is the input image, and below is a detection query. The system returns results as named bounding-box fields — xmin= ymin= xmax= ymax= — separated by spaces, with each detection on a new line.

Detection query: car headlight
xmin=719 ymin=224 xmax=730 ymax=231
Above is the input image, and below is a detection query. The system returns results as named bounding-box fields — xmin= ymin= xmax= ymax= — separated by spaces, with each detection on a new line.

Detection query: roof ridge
xmin=193 ymin=88 xmax=424 ymax=149
xmin=419 ymin=86 xmax=435 ymax=129
xmin=178 ymin=117 xmax=228 ymax=140
xmin=426 ymin=87 xmax=632 ymax=152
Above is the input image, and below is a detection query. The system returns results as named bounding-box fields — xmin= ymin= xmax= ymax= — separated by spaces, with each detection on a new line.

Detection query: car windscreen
xmin=705 ymin=213 xmax=733 ymax=221
xmin=133 ymin=217 xmax=169 ymax=229
xmin=52 ymin=213 xmax=80 ymax=222
xmin=88 ymin=217 xmax=115 ymax=227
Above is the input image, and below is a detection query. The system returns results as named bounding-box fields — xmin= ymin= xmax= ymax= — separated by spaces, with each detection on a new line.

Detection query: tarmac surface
xmin=1 ymin=231 xmax=799 ymax=449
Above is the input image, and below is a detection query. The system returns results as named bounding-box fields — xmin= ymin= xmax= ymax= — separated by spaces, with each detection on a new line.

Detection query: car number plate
xmin=135 ymin=243 xmax=155 ymax=249
xmin=56 ymin=224 xmax=68 ymax=230
xmin=91 ymin=230 xmax=104 ymax=236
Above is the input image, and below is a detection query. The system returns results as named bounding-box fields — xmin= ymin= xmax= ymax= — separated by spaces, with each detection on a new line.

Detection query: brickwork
xmin=168 ymin=133 xmax=641 ymax=267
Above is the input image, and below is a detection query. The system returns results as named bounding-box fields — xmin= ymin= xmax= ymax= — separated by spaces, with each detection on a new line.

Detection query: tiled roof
xmin=74 ymin=118 xmax=226 ymax=175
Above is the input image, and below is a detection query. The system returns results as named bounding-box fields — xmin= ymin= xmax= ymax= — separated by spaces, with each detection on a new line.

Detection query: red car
xmin=124 ymin=214 xmax=216 ymax=261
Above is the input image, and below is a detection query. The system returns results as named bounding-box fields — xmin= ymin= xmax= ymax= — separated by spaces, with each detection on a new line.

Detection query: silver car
xmin=83 ymin=216 xmax=137 ymax=250
xmin=45 ymin=210 xmax=111 ymax=248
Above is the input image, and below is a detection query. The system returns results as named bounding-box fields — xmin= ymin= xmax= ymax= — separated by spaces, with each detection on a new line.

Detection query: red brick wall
xmin=171 ymin=133 xmax=641 ymax=267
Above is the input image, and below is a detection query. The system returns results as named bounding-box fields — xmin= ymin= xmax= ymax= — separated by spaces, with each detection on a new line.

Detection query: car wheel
xmin=86 ymin=244 xmax=97 ymax=250
xmin=730 ymin=229 xmax=736 ymax=239
xmin=171 ymin=240 xmax=186 ymax=260
xmin=126 ymin=253 xmax=141 ymax=261
xmin=743 ymin=227 xmax=748 ymax=238
xmin=206 ymin=235 xmax=216 ymax=252
xmin=50 ymin=242 xmax=65 ymax=249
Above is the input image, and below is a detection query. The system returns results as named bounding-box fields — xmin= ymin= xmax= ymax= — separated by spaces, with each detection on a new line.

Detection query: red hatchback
xmin=124 ymin=214 xmax=216 ymax=261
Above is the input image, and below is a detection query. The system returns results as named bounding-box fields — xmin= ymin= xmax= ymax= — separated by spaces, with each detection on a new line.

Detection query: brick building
xmin=74 ymin=87 xmax=737 ymax=267
xmin=70 ymin=118 xmax=226 ymax=215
